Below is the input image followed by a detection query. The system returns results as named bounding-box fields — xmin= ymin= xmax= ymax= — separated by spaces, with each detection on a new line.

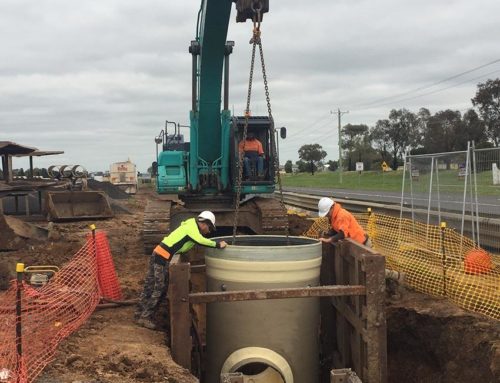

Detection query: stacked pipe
xmin=47 ymin=165 xmax=88 ymax=179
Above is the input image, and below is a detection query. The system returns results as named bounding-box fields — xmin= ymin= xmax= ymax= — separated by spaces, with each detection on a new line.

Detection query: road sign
xmin=356 ymin=162 xmax=364 ymax=171
xmin=458 ymin=164 xmax=468 ymax=178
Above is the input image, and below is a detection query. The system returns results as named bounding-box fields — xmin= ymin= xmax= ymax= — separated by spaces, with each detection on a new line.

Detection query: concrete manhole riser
xmin=204 ymin=235 xmax=322 ymax=383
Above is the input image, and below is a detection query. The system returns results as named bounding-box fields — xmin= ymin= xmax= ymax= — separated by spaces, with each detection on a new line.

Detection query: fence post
xmin=440 ymin=222 xmax=447 ymax=296
xmin=89 ymin=224 xmax=97 ymax=256
xmin=367 ymin=207 xmax=376 ymax=245
xmin=15 ymin=262 xmax=25 ymax=382
xmin=89 ymin=224 xmax=100 ymax=298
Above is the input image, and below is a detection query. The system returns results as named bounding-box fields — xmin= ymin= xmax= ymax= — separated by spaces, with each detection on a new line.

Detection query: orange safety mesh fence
xmin=305 ymin=212 xmax=500 ymax=320
xmin=91 ymin=231 xmax=122 ymax=301
xmin=0 ymin=230 xmax=120 ymax=383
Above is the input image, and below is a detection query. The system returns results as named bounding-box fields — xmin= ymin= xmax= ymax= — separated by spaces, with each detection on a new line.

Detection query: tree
xmin=295 ymin=160 xmax=308 ymax=173
xmin=327 ymin=160 xmax=338 ymax=171
xmin=472 ymin=78 xmax=500 ymax=146
xmin=461 ymin=109 xmax=487 ymax=148
xmin=284 ymin=160 xmax=293 ymax=173
xmin=423 ymin=109 xmax=462 ymax=153
xmin=298 ymin=144 xmax=327 ymax=175
xmin=375 ymin=109 xmax=419 ymax=170
xmin=416 ymin=107 xmax=431 ymax=148
xmin=352 ymin=134 xmax=379 ymax=170
xmin=341 ymin=124 xmax=369 ymax=170
xmin=370 ymin=119 xmax=390 ymax=161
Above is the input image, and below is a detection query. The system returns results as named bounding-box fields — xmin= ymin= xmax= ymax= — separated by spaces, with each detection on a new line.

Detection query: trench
xmin=387 ymin=299 xmax=500 ymax=383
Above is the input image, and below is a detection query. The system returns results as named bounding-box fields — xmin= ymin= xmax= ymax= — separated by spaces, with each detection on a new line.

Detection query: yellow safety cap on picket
xmin=16 ymin=263 xmax=25 ymax=273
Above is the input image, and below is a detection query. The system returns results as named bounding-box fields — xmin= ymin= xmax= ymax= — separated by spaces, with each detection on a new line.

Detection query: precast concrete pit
xmin=204 ymin=235 xmax=322 ymax=383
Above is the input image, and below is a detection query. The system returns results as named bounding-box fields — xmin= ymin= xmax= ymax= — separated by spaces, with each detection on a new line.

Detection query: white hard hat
xmin=198 ymin=211 xmax=216 ymax=230
xmin=318 ymin=197 xmax=335 ymax=217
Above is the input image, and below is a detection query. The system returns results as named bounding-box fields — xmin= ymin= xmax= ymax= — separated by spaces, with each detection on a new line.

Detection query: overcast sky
xmin=2 ymin=0 xmax=500 ymax=172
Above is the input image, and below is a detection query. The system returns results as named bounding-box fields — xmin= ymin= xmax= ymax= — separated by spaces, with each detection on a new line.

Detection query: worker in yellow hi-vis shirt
xmin=135 ymin=211 xmax=227 ymax=330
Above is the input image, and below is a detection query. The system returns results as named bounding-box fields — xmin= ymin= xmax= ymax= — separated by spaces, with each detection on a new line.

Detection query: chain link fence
xmin=402 ymin=144 xmax=500 ymax=254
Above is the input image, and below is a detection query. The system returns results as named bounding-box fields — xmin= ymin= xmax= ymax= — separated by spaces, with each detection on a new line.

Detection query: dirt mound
xmin=288 ymin=213 xmax=314 ymax=235
xmin=88 ymin=179 xmax=130 ymax=200
xmin=0 ymin=213 xmax=23 ymax=251
xmin=387 ymin=291 xmax=500 ymax=383
xmin=40 ymin=308 xmax=197 ymax=383
xmin=9 ymin=190 xmax=200 ymax=382
xmin=4 ymin=215 xmax=48 ymax=240
xmin=0 ymin=260 xmax=11 ymax=290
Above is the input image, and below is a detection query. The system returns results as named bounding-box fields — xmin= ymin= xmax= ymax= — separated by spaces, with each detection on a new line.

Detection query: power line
xmin=355 ymin=67 xmax=500 ymax=111
xmin=352 ymin=58 xmax=500 ymax=109
xmin=285 ymin=112 xmax=331 ymax=139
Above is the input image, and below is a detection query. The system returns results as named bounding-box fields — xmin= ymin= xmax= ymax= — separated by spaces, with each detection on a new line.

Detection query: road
xmin=282 ymin=187 xmax=500 ymax=217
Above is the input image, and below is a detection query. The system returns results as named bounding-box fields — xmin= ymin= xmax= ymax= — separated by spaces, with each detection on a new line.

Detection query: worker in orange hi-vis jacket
xmin=317 ymin=197 xmax=372 ymax=247
xmin=238 ymin=131 xmax=264 ymax=179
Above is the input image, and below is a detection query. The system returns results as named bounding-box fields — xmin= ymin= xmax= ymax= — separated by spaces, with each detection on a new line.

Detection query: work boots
xmin=135 ymin=317 xmax=157 ymax=330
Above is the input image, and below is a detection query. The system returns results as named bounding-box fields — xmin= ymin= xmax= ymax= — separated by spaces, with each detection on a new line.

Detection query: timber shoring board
xmin=325 ymin=240 xmax=387 ymax=383
xmin=168 ymin=255 xmax=191 ymax=370
xmin=168 ymin=240 xmax=387 ymax=383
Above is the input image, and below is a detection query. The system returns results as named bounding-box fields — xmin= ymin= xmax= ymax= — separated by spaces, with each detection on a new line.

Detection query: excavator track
xmin=142 ymin=196 xmax=288 ymax=254
xmin=252 ymin=196 xmax=288 ymax=235
xmin=142 ymin=199 xmax=171 ymax=254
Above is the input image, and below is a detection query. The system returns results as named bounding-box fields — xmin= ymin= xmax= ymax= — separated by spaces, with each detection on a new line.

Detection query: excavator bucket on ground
xmin=45 ymin=191 xmax=113 ymax=221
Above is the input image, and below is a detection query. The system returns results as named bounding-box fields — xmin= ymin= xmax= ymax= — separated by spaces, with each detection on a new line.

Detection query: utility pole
xmin=331 ymin=109 xmax=349 ymax=184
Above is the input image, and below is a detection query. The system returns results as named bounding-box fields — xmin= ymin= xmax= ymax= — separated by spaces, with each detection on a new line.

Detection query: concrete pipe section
xmin=204 ymin=235 xmax=322 ymax=383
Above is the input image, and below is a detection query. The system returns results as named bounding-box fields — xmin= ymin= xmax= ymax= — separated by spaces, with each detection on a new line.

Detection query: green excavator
xmin=143 ymin=0 xmax=288 ymax=252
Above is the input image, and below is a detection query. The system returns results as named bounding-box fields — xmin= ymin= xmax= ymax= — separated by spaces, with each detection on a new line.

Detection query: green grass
xmin=281 ymin=170 xmax=500 ymax=196
xmin=281 ymin=170 xmax=402 ymax=191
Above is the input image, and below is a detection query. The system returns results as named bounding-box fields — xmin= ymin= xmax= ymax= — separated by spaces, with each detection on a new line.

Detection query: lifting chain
xmin=257 ymin=27 xmax=290 ymax=239
xmin=232 ymin=5 xmax=289 ymax=243
xmin=231 ymin=23 xmax=257 ymax=243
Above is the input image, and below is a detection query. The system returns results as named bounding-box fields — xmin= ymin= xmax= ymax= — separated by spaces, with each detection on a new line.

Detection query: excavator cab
xmin=231 ymin=116 xmax=277 ymax=194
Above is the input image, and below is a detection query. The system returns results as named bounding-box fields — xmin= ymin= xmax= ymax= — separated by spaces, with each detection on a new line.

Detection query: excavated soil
xmin=0 ymin=189 xmax=499 ymax=383
xmin=1 ymin=190 xmax=196 ymax=383
xmin=387 ymin=291 xmax=500 ymax=383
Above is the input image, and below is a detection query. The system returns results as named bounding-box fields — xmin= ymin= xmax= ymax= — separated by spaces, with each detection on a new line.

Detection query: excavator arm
xmin=188 ymin=0 xmax=269 ymax=192
xmin=144 ymin=0 xmax=288 ymax=253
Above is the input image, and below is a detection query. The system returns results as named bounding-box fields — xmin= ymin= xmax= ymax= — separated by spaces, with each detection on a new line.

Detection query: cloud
xmin=2 ymin=0 xmax=500 ymax=171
